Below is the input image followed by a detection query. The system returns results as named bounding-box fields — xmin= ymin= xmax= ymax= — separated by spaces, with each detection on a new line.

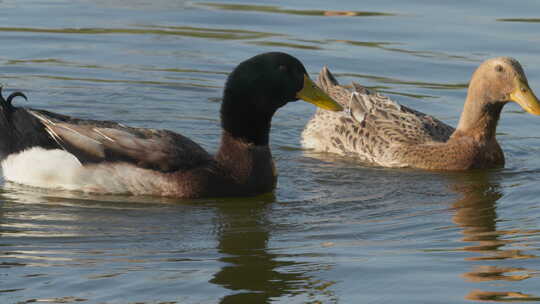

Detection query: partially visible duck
xmin=0 ymin=52 xmax=342 ymax=197
xmin=301 ymin=57 xmax=540 ymax=170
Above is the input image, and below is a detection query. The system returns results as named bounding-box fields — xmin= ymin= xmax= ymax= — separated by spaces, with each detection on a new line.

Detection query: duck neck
xmin=453 ymin=86 xmax=504 ymax=141
xmin=215 ymin=131 xmax=276 ymax=194
xmin=215 ymin=93 xmax=278 ymax=193
xmin=220 ymin=93 xmax=277 ymax=146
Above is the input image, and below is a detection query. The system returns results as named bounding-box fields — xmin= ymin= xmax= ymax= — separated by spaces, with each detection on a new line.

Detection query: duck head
xmin=469 ymin=57 xmax=540 ymax=115
xmin=221 ymin=52 xmax=342 ymax=145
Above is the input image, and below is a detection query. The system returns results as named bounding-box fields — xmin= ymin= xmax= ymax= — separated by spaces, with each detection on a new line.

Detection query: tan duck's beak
xmin=296 ymin=74 xmax=343 ymax=111
xmin=510 ymin=78 xmax=540 ymax=115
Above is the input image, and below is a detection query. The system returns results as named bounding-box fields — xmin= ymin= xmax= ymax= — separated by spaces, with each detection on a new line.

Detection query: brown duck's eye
xmin=521 ymin=87 xmax=527 ymax=93
xmin=495 ymin=65 xmax=504 ymax=72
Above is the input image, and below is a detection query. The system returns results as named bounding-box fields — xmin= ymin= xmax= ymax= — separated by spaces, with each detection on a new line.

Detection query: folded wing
xmin=318 ymin=66 xmax=454 ymax=147
xmin=29 ymin=109 xmax=212 ymax=172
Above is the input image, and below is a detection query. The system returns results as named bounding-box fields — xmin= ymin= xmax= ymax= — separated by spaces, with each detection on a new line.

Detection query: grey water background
xmin=2 ymin=0 xmax=540 ymax=303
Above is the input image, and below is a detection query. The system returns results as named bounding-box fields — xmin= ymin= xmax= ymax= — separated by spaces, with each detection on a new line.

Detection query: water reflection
xmin=248 ymin=40 xmax=322 ymax=50
xmin=449 ymin=172 xmax=540 ymax=301
xmin=336 ymin=40 xmax=476 ymax=62
xmin=210 ymin=195 xmax=333 ymax=303
xmin=497 ymin=18 xmax=540 ymax=23
xmin=339 ymin=71 xmax=469 ymax=91
xmin=0 ymin=26 xmax=279 ymax=40
xmin=196 ymin=3 xmax=394 ymax=17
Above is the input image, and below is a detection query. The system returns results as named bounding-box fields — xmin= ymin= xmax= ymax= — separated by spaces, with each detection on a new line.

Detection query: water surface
xmin=2 ymin=0 xmax=540 ymax=303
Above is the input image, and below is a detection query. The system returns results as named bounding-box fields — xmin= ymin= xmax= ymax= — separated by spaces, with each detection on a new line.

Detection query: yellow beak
xmin=296 ymin=74 xmax=343 ymax=111
xmin=509 ymin=78 xmax=540 ymax=115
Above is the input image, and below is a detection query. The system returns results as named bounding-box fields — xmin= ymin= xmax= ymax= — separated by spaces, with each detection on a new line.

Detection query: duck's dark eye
xmin=278 ymin=65 xmax=288 ymax=72
xmin=495 ymin=65 xmax=504 ymax=72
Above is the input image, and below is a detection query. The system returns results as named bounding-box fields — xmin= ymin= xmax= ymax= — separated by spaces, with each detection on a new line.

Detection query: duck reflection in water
xmin=449 ymin=171 xmax=540 ymax=302
xmin=210 ymin=194 xmax=335 ymax=303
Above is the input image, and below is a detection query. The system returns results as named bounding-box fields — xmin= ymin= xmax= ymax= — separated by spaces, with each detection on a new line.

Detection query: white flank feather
xmin=1 ymin=147 xmax=82 ymax=190
xmin=1 ymin=147 xmax=176 ymax=195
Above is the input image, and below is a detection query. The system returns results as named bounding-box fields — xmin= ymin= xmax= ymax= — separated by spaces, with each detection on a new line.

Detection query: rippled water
xmin=2 ymin=0 xmax=540 ymax=303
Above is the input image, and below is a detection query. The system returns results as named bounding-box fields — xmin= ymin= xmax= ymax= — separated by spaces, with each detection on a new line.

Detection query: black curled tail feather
xmin=0 ymin=87 xmax=27 ymax=115
xmin=0 ymin=87 xmax=29 ymax=160
xmin=0 ymin=87 xmax=28 ymax=128
xmin=0 ymin=88 xmax=58 ymax=160
xmin=6 ymin=91 xmax=27 ymax=107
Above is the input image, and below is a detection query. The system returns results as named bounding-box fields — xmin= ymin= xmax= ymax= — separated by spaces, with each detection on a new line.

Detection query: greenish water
xmin=2 ymin=0 xmax=540 ymax=303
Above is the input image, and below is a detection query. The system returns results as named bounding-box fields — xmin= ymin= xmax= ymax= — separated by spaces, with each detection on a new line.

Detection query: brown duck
xmin=0 ymin=52 xmax=342 ymax=197
xmin=302 ymin=57 xmax=540 ymax=170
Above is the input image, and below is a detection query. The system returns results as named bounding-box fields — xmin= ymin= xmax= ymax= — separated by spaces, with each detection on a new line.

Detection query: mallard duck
xmin=301 ymin=57 xmax=540 ymax=170
xmin=0 ymin=52 xmax=342 ymax=197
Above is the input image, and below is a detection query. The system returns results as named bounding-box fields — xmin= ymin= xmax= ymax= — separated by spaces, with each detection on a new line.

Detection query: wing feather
xmin=29 ymin=110 xmax=212 ymax=172
xmin=303 ymin=67 xmax=455 ymax=164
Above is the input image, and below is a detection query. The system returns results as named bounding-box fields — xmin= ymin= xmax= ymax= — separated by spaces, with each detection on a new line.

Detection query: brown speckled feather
xmin=302 ymin=66 xmax=455 ymax=167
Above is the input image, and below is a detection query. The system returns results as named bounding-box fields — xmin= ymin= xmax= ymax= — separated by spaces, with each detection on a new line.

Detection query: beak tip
xmin=297 ymin=74 xmax=343 ymax=112
xmin=511 ymin=79 xmax=540 ymax=116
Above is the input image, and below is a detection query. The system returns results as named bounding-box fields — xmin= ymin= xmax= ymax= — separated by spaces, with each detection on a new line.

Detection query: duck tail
xmin=0 ymin=87 xmax=26 ymax=121
xmin=0 ymin=88 xmax=57 ymax=160
xmin=317 ymin=66 xmax=340 ymax=90
xmin=0 ymin=87 xmax=24 ymax=158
